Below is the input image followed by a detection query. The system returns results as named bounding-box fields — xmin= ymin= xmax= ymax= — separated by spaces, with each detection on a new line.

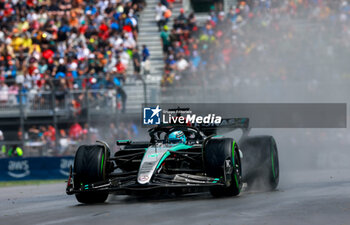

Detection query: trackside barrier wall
xmin=0 ymin=156 xmax=74 ymax=181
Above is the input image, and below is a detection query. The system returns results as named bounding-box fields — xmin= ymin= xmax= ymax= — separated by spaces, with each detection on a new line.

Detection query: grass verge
xmin=0 ymin=180 xmax=65 ymax=187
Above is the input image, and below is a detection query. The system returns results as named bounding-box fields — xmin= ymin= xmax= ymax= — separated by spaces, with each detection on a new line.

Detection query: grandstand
xmin=0 ymin=0 xmax=155 ymax=156
xmin=1 ymin=0 xmax=350 ymax=157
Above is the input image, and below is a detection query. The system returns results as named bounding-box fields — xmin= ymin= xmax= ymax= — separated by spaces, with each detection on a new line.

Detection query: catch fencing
xmin=0 ymin=78 xmax=160 ymax=157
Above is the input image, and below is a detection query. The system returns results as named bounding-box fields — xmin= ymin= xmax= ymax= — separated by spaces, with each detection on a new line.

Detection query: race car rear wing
xmin=195 ymin=118 xmax=250 ymax=136
xmin=148 ymin=117 xmax=250 ymax=137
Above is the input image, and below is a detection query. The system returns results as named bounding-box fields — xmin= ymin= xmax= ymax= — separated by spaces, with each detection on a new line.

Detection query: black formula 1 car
xmin=66 ymin=118 xmax=279 ymax=204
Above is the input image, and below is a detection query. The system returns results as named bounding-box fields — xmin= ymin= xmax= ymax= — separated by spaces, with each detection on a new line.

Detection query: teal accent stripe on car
xmin=212 ymin=178 xmax=220 ymax=183
xmin=155 ymin=144 xmax=193 ymax=170
xmin=169 ymin=144 xmax=193 ymax=151
xmin=156 ymin=152 xmax=171 ymax=169
xmin=213 ymin=135 xmax=224 ymax=138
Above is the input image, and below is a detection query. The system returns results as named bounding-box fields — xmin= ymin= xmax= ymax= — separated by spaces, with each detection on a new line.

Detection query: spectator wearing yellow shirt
xmin=11 ymin=35 xmax=24 ymax=52
xmin=17 ymin=18 xmax=30 ymax=32
xmin=22 ymin=34 xmax=33 ymax=52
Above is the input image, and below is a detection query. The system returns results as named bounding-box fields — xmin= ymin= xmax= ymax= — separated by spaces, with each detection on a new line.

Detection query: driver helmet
xmin=168 ymin=131 xmax=186 ymax=144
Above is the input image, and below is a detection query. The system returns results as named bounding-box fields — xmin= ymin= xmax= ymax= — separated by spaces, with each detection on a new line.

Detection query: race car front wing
xmin=66 ymin=166 xmax=225 ymax=195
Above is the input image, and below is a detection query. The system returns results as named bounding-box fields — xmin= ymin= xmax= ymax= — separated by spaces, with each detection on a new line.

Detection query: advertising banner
xmin=0 ymin=157 xmax=74 ymax=181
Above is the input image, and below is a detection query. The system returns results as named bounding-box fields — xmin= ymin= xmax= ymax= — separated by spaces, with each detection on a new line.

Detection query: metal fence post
xmin=115 ymin=88 xmax=119 ymax=129
xmin=18 ymin=90 xmax=25 ymax=154
xmin=51 ymin=87 xmax=59 ymax=155
xmin=85 ymin=88 xmax=90 ymax=141
xmin=142 ymin=79 xmax=147 ymax=104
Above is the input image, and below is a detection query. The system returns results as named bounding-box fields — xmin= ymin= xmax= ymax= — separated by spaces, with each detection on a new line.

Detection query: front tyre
xmin=74 ymin=145 xmax=109 ymax=204
xmin=204 ymin=138 xmax=242 ymax=197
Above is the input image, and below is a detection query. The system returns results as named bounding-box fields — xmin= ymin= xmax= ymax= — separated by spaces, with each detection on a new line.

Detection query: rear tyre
xmin=74 ymin=145 xmax=109 ymax=204
xmin=240 ymin=136 xmax=279 ymax=191
xmin=204 ymin=138 xmax=242 ymax=197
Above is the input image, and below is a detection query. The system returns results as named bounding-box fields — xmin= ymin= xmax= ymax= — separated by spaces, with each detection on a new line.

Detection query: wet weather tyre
xmin=73 ymin=145 xmax=109 ymax=204
xmin=204 ymin=138 xmax=242 ymax=197
xmin=240 ymin=136 xmax=279 ymax=191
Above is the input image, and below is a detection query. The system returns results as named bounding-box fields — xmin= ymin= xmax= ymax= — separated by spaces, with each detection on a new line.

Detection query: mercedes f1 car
xmin=66 ymin=118 xmax=279 ymax=204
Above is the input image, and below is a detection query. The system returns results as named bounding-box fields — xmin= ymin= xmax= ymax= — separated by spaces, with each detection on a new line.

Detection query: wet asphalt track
xmin=1 ymin=170 xmax=350 ymax=225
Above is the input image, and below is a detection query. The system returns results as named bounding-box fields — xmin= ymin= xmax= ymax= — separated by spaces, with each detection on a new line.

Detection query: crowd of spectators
xmin=159 ymin=0 xmax=350 ymax=91
xmin=0 ymin=0 xmax=151 ymax=157
xmin=3 ymin=0 xmax=350 ymax=156
xmin=0 ymin=0 xmax=148 ymax=109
